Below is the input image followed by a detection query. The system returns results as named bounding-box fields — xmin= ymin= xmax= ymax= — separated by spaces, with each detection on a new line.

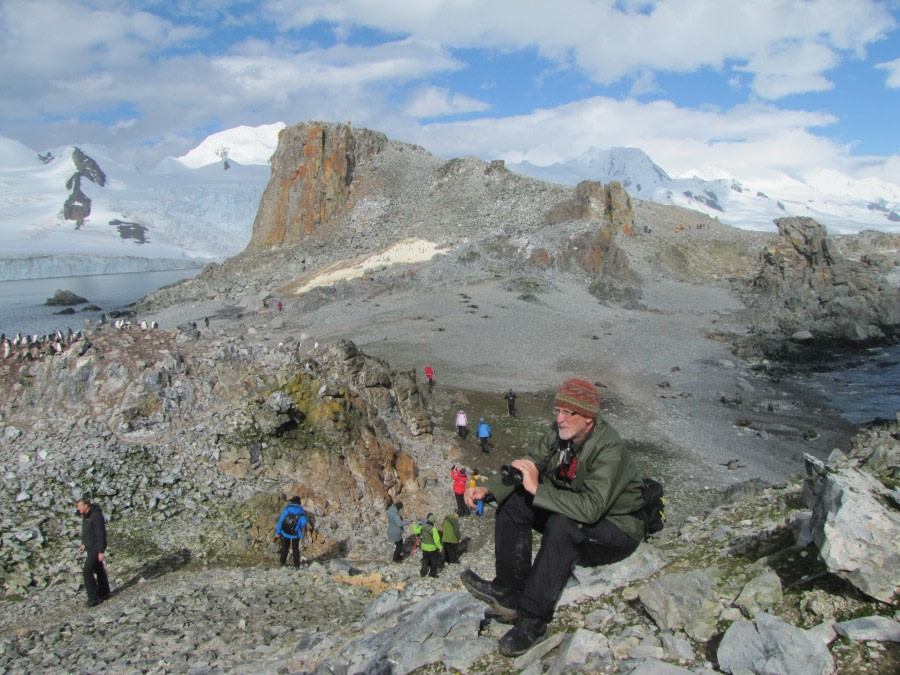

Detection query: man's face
xmin=76 ymin=501 xmax=88 ymax=515
xmin=554 ymin=407 xmax=594 ymax=443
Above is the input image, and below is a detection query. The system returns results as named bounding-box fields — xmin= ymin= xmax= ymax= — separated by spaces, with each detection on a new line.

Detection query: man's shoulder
xmin=591 ymin=416 xmax=625 ymax=444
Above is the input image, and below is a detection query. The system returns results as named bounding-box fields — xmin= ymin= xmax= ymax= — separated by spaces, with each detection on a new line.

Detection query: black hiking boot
xmin=498 ymin=612 xmax=549 ymax=657
xmin=460 ymin=569 xmax=518 ymax=620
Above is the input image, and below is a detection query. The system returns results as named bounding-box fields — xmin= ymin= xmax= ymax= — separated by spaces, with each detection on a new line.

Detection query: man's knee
xmin=541 ymin=514 xmax=584 ymax=549
xmin=577 ymin=520 xmax=640 ymax=566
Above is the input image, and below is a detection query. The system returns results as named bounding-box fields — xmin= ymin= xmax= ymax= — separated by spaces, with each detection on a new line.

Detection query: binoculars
xmin=500 ymin=464 xmax=523 ymax=482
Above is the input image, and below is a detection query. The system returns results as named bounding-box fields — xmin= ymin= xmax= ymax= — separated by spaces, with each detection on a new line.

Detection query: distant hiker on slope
xmin=275 ymin=496 xmax=308 ymax=568
xmin=451 ymin=465 xmax=470 ymax=516
xmin=424 ymin=365 xmax=435 ymax=391
xmin=412 ymin=514 xmax=443 ymax=578
xmin=505 ymin=389 xmax=517 ymax=417
xmin=477 ymin=417 xmax=492 ymax=454
xmin=455 ymin=409 xmax=469 ymax=439
xmin=386 ymin=500 xmax=411 ymax=562
xmin=77 ymin=492 xmax=110 ymax=607
xmin=441 ymin=512 xmax=462 ymax=564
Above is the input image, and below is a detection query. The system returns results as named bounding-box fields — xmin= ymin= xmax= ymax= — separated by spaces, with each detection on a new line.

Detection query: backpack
xmin=637 ymin=478 xmax=666 ymax=539
xmin=282 ymin=508 xmax=305 ymax=537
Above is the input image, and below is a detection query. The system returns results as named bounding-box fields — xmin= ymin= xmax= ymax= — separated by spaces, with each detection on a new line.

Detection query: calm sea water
xmin=0 ymin=269 xmax=200 ymax=338
xmin=1 ymin=270 xmax=896 ymax=426
xmin=784 ymin=344 xmax=900 ymax=425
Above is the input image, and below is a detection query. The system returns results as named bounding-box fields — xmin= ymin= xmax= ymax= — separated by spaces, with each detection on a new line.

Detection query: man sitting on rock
xmin=461 ymin=378 xmax=646 ymax=657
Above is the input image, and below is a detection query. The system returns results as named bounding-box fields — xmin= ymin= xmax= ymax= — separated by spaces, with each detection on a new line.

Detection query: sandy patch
xmin=286 ymin=238 xmax=446 ymax=295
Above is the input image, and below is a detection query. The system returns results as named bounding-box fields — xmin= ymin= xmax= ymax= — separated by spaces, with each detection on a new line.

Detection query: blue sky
xmin=1 ymin=0 xmax=898 ymax=189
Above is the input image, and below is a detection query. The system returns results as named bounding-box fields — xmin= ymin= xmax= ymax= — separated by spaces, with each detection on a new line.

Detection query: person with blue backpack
xmin=276 ymin=496 xmax=308 ymax=567
xmin=477 ymin=417 xmax=492 ymax=454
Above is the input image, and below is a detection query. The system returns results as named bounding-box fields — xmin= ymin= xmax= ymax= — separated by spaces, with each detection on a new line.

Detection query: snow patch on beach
xmin=287 ymin=238 xmax=446 ymax=295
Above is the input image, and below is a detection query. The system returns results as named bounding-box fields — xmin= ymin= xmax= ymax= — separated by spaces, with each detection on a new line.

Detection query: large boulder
xmin=799 ymin=453 xmax=900 ymax=603
xmin=637 ymin=569 xmax=720 ymax=641
xmin=717 ymin=612 xmax=834 ymax=674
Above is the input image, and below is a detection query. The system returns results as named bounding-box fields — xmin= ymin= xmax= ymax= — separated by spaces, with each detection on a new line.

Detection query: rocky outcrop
xmin=248 ymin=121 xmax=388 ymax=247
xmin=543 ymin=180 xmax=634 ymax=235
xmin=63 ymin=148 xmax=107 ymax=226
xmin=742 ymin=217 xmax=899 ymax=355
xmin=0 ymin=325 xmax=434 ymax=566
xmin=72 ymin=147 xmax=106 ymax=187
xmin=43 ymin=289 xmax=88 ymax=306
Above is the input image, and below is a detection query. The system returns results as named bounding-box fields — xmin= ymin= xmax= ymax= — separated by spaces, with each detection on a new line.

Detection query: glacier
xmin=2 ymin=123 xmax=899 ymax=282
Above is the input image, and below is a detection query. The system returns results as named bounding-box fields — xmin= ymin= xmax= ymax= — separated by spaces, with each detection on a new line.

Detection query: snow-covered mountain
xmin=2 ymin=122 xmax=898 ymax=281
xmin=508 ymin=147 xmax=900 ymax=235
xmin=0 ymin=126 xmax=283 ymax=281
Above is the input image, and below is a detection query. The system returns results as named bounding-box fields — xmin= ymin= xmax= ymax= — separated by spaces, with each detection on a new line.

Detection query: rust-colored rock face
xmin=544 ymin=180 xmax=634 ymax=235
xmin=249 ymin=121 xmax=387 ymax=247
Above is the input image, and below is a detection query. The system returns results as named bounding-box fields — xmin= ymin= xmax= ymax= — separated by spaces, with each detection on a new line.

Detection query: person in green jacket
xmin=440 ymin=512 xmax=461 ymax=564
xmin=461 ymin=378 xmax=645 ymax=657
xmin=412 ymin=513 xmax=443 ymax=578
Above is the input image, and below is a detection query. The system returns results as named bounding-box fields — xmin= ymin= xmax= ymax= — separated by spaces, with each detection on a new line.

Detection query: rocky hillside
xmin=2 ymin=120 xmax=898 ymax=673
xmin=138 ymin=121 xmax=898 ymax=356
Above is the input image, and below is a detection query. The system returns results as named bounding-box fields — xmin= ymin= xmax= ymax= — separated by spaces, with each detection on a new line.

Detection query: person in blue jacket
xmin=276 ymin=496 xmax=308 ymax=567
xmin=477 ymin=417 xmax=492 ymax=454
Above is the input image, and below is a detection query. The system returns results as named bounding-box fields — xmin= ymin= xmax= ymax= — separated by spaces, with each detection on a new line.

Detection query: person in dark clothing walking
xmin=77 ymin=493 xmax=110 ymax=607
xmin=461 ymin=378 xmax=645 ymax=657
xmin=505 ymin=389 xmax=517 ymax=417
xmin=276 ymin=496 xmax=308 ymax=567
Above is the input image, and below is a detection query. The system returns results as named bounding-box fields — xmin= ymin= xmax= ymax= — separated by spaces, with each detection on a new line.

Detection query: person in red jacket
xmin=424 ymin=365 xmax=435 ymax=391
xmin=451 ymin=465 xmax=470 ymax=516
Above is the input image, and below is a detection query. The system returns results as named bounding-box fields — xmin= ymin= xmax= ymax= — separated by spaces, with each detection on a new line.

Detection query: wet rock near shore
xmin=44 ymin=289 xmax=88 ymax=306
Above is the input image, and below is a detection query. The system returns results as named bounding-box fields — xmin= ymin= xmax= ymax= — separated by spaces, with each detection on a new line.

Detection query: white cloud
xmin=404 ymin=86 xmax=489 ymax=118
xmin=738 ymin=40 xmax=838 ymax=99
xmin=260 ymin=0 xmax=895 ymax=95
xmin=0 ymin=0 xmax=896 ymax=184
xmin=400 ymin=96 xmax=854 ymax=185
xmin=628 ymin=68 xmax=659 ymax=97
xmin=876 ymin=57 xmax=900 ymax=87
xmin=215 ymin=38 xmax=461 ymax=98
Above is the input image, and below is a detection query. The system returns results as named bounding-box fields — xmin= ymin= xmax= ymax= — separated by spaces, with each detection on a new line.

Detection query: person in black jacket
xmin=76 ymin=492 xmax=110 ymax=607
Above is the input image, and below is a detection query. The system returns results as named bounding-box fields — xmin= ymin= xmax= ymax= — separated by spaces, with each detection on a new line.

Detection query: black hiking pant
xmin=392 ymin=540 xmax=404 ymax=562
xmin=444 ymin=542 xmax=460 ymax=564
xmin=280 ymin=537 xmax=301 ymax=567
xmin=83 ymin=551 xmax=110 ymax=603
xmin=420 ymin=549 xmax=441 ymax=577
xmin=493 ymin=488 xmax=639 ymax=622
xmin=455 ymin=492 xmax=470 ymax=516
